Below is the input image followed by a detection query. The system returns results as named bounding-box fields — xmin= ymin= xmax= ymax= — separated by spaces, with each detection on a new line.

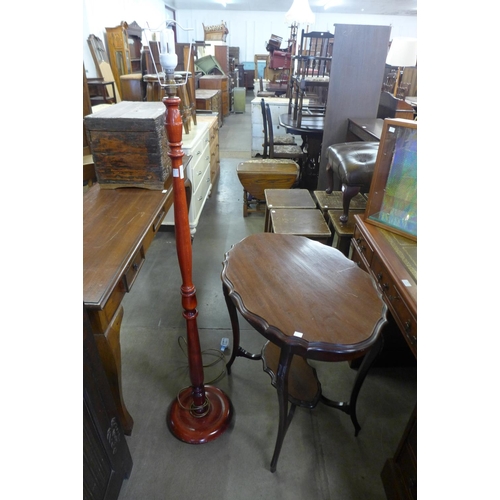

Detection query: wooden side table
xmin=313 ymin=190 xmax=367 ymax=217
xmin=264 ymin=188 xmax=316 ymax=232
xmin=270 ymin=208 xmax=332 ymax=245
xmin=327 ymin=209 xmax=366 ymax=257
xmin=221 ymin=233 xmax=387 ymax=471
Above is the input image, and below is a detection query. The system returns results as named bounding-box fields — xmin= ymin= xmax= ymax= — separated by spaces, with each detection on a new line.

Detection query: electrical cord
xmin=177 ymin=336 xmax=227 ymax=385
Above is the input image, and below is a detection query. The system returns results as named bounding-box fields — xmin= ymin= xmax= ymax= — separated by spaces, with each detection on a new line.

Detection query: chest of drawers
xmin=162 ymin=121 xmax=213 ymax=235
xmin=197 ymin=114 xmax=220 ymax=185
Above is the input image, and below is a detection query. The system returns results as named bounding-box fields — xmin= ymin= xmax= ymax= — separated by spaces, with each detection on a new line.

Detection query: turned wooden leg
xmin=325 ymin=162 xmax=334 ymax=194
xmin=348 ymin=332 xmax=385 ymax=436
xmin=341 ymin=185 xmax=361 ymax=223
xmin=270 ymin=346 xmax=294 ymax=473
xmin=94 ymin=305 xmax=134 ymax=435
xmin=243 ymin=189 xmax=249 ymax=217
xmin=222 ymin=282 xmax=261 ymax=375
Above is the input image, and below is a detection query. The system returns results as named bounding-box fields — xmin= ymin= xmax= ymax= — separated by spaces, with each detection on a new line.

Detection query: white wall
xmin=83 ymin=0 xmax=168 ymax=78
xmin=83 ymin=0 xmax=416 ymax=77
xmin=175 ymin=10 xmax=417 ymax=63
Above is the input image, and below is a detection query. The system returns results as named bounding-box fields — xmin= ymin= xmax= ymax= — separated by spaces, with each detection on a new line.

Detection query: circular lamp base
xmin=167 ymin=385 xmax=233 ymax=444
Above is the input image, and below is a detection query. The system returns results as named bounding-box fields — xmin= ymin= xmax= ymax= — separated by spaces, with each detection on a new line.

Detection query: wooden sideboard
xmin=83 ymin=183 xmax=173 ymax=435
xmin=350 ymin=214 xmax=417 ymax=500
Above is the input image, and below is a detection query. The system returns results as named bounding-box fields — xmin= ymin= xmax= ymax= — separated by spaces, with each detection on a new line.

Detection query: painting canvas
xmin=365 ymin=119 xmax=417 ymax=240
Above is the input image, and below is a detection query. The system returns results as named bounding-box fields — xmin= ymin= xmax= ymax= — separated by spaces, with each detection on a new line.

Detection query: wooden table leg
xmin=222 ymin=282 xmax=261 ymax=375
xmin=320 ymin=332 xmax=384 ymax=436
xmin=94 ymin=305 xmax=134 ymax=435
xmin=270 ymin=345 xmax=295 ymax=473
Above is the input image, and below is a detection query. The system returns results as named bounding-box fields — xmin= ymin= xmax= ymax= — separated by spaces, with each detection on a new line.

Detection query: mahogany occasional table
xmin=221 ymin=233 xmax=387 ymax=471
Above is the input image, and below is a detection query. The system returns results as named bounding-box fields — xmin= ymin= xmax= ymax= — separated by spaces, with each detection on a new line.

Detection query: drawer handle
xmin=404 ymin=320 xmax=417 ymax=345
xmin=133 ymin=263 xmax=139 ymax=271
xmin=153 ymin=209 xmax=166 ymax=232
xmin=376 ymin=273 xmax=382 ymax=281
xmin=382 ymin=283 xmax=389 ymax=291
xmin=197 ymin=150 xmax=201 ymax=155
xmin=197 ymin=171 xmax=202 ymax=176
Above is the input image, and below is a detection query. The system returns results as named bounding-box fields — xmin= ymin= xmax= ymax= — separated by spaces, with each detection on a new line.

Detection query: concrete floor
xmin=117 ymin=93 xmax=416 ymax=500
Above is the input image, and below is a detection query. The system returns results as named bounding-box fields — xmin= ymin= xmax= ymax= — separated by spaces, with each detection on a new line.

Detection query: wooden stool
xmin=325 ymin=142 xmax=379 ymax=222
xmin=237 ymin=160 xmax=299 ymax=217
xmin=327 ymin=209 xmax=365 ymax=257
xmin=270 ymin=208 xmax=332 ymax=244
xmin=264 ymin=189 xmax=316 ymax=232
xmin=313 ymin=190 xmax=367 ymax=218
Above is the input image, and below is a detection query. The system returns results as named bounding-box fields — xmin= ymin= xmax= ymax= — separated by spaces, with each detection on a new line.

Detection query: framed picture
xmin=365 ymin=118 xmax=417 ymax=241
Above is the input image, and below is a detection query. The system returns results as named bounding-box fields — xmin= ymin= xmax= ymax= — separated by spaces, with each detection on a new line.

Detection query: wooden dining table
xmin=279 ymin=113 xmax=324 ymax=190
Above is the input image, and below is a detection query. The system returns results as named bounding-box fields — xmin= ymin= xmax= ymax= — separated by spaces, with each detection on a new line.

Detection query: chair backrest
xmin=261 ymin=98 xmax=269 ymax=157
xmin=298 ymin=30 xmax=334 ymax=79
xmin=265 ymin=103 xmax=276 ymax=157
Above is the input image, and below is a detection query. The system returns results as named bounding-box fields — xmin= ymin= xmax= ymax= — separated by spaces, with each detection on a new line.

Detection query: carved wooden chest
xmin=84 ymin=101 xmax=171 ymax=190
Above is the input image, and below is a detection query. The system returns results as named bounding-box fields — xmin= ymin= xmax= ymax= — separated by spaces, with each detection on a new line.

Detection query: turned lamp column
xmin=163 ymin=88 xmax=232 ymax=444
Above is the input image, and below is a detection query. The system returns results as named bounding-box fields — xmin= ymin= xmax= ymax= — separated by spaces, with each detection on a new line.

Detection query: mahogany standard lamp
xmin=158 ymin=21 xmax=233 ymax=443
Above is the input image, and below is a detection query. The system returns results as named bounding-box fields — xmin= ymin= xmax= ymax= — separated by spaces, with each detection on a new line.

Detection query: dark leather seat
xmin=325 ymin=142 xmax=379 ymax=223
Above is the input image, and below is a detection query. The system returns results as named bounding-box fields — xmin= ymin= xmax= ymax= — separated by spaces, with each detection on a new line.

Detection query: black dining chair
xmin=260 ymin=99 xmax=296 ymax=158
xmin=266 ymin=104 xmax=306 ymax=163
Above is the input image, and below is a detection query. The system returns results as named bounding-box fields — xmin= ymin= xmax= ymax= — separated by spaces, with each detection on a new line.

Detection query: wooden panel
xmin=318 ymin=24 xmax=391 ymax=190
xmin=83 ymin=306 xmax=132 ymax=500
